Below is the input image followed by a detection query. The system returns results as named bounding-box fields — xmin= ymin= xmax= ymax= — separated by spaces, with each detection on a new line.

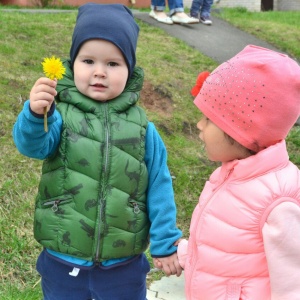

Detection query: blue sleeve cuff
xmin=13 ymin=100 xmax=62 ymax=159
xmin=29 ymin=101 xmax=56 ymax=119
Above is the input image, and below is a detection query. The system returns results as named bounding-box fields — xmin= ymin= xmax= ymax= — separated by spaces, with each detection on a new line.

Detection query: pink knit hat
xmin=194 ymin=45 xmax=300 ymax=152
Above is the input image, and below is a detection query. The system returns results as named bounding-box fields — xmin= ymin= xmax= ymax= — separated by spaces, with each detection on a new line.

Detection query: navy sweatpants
xmin=36 ymin=250 xmax=150 ymax=300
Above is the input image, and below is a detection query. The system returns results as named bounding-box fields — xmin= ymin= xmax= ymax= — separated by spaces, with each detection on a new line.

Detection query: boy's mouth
xmin=92 ymin=83 xmax=106 ymax=88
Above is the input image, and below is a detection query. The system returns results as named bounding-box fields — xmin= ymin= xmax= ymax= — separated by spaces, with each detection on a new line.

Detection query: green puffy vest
xmin=34 ymin=61 xmax=150 ymax=262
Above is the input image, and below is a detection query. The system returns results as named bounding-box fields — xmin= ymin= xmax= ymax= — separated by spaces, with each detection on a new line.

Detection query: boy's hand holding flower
xmin=29 ymin=77 xmax=57 ymax=115
xmin=29 ymin=56 xmax=65 ymax=132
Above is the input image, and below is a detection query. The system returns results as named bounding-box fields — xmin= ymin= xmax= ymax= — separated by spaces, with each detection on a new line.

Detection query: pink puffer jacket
xmin=178 ymin=140 xmax=300 ymax=300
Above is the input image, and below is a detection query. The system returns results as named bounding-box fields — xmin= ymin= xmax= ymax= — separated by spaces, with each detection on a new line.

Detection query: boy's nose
xmin=94 ymin=65 xmax=106 ymax=77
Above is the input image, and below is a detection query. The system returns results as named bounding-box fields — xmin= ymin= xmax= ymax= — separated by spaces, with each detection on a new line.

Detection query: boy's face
xmin=73 ymin=39 xmax=129 ymax=101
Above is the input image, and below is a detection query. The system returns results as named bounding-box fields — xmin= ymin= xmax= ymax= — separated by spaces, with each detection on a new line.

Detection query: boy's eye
xmin=108 ymin=62 xmax=119 ymax=67
xmin=83 ymin=59 xmax=93 ymax=64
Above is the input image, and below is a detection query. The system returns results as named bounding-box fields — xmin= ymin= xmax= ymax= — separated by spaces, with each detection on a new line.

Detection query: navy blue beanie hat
xmin=70 ymin=3 xmax=139 ymax=78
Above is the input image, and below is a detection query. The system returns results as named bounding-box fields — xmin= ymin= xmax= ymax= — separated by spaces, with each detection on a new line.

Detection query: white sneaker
xmin=171 ymin=15 xmax=199 ymax=24
xmin=200 ymin=16 xmax=212 ymax=25
xmin=149 ymin=10 xmax=173 ymax=25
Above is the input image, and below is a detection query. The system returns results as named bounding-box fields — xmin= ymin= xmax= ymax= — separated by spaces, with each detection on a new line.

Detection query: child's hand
xmin=153 ymin=252 xmax=182 ymax=277
xmin=29 ymin=77 xmax=57 ymax=115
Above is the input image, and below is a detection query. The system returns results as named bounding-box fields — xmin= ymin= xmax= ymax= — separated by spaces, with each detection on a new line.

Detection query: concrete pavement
xmin=147 ymin=272 xmax=186 ymax=300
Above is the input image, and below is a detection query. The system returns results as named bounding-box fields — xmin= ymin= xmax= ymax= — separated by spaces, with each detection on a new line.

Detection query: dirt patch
xmin=140 ymin=80 xmax=173 ymax=118
xmin=140 ymin=80 xmax=199 ymax=139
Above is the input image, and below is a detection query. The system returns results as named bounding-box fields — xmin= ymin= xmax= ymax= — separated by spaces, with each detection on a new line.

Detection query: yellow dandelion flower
xmin=42 ymin=56 xmax=66 ymax=80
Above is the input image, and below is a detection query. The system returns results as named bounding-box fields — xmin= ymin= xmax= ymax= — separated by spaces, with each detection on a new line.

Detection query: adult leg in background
xmin=169 ymin=0 xmax=199 ymax=24
xmin=200 ymin=0 xmax=213 ymax=17
xmin=200 ymin=0 xmax=213 ymax=24
xmin=190 ymin=0 xmax=203 ymax=18
xmin=150 ymin=0 xmax=174 ymax=24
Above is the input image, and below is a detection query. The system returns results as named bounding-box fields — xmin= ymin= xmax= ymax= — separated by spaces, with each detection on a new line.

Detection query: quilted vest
xmin=34 ymin=61 xmax=150 ymax=262
xmin=184 ymin=141 xmax=300 ymax=300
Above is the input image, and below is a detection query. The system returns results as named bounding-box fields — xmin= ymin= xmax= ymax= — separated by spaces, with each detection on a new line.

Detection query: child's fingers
xmin=32 ymin=82 xmax=57 ymax=97
xmin=153 ymin=258 xmax=163 ymax=269
xmin=35 ymin=77 xmax=57 ymax=88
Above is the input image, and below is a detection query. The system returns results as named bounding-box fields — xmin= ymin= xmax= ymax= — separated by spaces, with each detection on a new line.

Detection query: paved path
xmin=133 ymin=11 xmax=280 ymax=64
xmin=147 ymin=272 xmax=186 ymax=300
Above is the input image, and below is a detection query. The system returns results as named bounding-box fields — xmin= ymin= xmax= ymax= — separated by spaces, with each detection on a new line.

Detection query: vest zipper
xmin=186 ymin=168 xmax=233 ymax=299
xmin=129 ymin=200 xmax=146 ymax=214
xmin=43 ymin=198 xmax=72 ymax=212
xmin=95 ymin=103 xmax=110 ymax=263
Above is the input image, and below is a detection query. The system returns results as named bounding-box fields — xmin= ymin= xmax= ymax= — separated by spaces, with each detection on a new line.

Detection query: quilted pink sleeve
xmin=177 ymin=239 xmax=189 ymax=269
xmin=262 ymin=202 xmax=300 ymax=300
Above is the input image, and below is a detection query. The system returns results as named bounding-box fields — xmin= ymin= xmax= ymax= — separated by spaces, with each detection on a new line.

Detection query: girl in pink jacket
xmin=177 ymin=45 xmax=300 ymax=300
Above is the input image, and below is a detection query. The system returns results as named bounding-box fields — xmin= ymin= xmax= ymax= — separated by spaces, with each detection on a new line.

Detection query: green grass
xmin=215 ymin=7 xmax=300 ymax=61
xmin=0 ymin=7 xmax=299 ymax=299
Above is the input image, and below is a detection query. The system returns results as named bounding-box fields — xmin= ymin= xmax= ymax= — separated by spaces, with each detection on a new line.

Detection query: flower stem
xmin=44 ymin=107 xmax=48 ymax=132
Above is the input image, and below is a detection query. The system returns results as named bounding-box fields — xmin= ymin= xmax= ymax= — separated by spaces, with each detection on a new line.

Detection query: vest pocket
xmin=42 ymin=196 xmax=73 ymax=212
xmin=226 ymin=283 xmax=242 ymax=300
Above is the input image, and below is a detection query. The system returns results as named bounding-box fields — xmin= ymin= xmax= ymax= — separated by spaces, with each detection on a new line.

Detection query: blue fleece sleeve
xmin=145 ymin=122 xmax=182 ymax=257
xmin=13 ymin=100 xmax=62 ymax=159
